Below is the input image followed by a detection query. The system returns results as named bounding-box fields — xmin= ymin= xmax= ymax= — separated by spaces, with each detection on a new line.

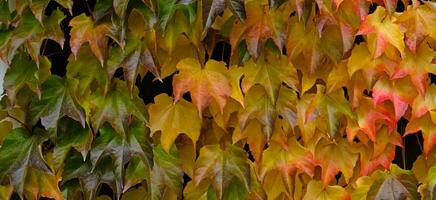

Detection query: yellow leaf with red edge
xmin=411 ymin=85 xmax=436 ymax=122
xmin=148 ymin=94 xmax=201 ymax=153
xmin=315 ymin=138 xmax=358 ymax=187
xmin=303 ymin=180 xmax=351 ymax=200
xmin=357 ymin=7 xmax=405 ymax=58
xmin=372 ymin=76 xmax=418 ymax=122
xmin=173 ymin=58 xmax=231 ymax=116
xmin=405 ymin=113 xmax=436 ymax=157
xmin=392 ymin=43 xmax=436 ymax=95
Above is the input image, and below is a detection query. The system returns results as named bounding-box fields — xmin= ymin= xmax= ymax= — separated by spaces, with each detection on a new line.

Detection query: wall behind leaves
xmin=0 ymin=0 xmax=435 ymax=199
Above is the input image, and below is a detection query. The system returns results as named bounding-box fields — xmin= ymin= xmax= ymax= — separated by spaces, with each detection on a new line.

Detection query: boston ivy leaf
xmin=238 ymin=85 xmax=276 ymax=139
xmin=173 ymin=58 xmax=231 ymax=116
xmin=372 ymin=76 xmax=417 ymax=122
xmin=148 ymin=93 xmax=201 ymax=153
xmin=357 ymin=7 xmax=405 ymax=58
xmin=392 ymin=43 xmax=436 ymax=95
xmin=151 ymin=145 xmax=184 ymax=200
xmin=230 ymin=0 xmax=290 ymax=58
xmin=405 ymin=113 xmax=436 ymax=157
xmin=69 ymin=14 xmax=110 ymax=66
xmin=315 ymin=138 xmax=358 ymax=187
xmin=89 ymin=80 xmax=147 ymax=136
xmin=367 ymin=165 xmax=419 ymax=199
xmin=62 ymin=154 xmax=117 ymax=200
xmin=29 ymin=76 xmax=86 ymax=131
xmin=66 ymin=45 xmax=108 ymax=95
xmin=53 ymin=118 xmax=93 ymax=171
xmin=3 ymin=53 xmax=41 ymax=105
xmin=303 ymin=180 xmax=350 ymax=200
xmin=260 ymin=137 xmax=316 ymax=179
xmin=90 ymin=122 xmax=152 ymax=199
xmin=241 ymin=53 xmax=298 ymax=102
xmin=202 ymin=0 xmax=225 ymax=35
xmin=194 ymin=143 xmax=250 ymax=199
xmin=0 ymin=128 xmax=62 ymax=199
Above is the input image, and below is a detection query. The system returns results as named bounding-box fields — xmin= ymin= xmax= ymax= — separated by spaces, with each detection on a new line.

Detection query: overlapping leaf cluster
xmin=0 ymin=0 xmax=435 ymax=199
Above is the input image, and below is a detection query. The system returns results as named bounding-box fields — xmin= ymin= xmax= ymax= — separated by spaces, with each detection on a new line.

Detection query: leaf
xmin=69 ymin=14 xmax=110 ymax=66
xmin=29 ymin=76 xmax=86 ymax=130
xmin=90 ymin=122 xmax=152 ymax=199
xmin=372 ymin=76 xmax=417 ymax=122
xmin=315 ymin=138 xmax=358 ymax=187
xmin=66 ymin=45 xmax=108 ymax=95
xmin=148 ymin=93 xmax=201 ymax=153
xmin=241 ymin=53 xmax=298 ymax=102
xmin=238 ymin=85 xmax=276 ymax=139
xmin=151 ymin=145 xmax=184 ymax=200
xmin=357 ymin=7 xmax=405 ymax=58
xmin=392 ymin=43 xmax=436 ymax=95
xmin=260 ymin=136 xmax=316 ymax=179
xmin=62 ymin=155 xmax=117 ymax=200
xmin=173 ymin=58 xmax=231 ymax=116
xmin=303 ymin=180 xmax=350 ymax=200
xmin=114 ymin=0 xmax=129 ymax=19
xmin=405 ymin=113 xmax=436 ymax=156
xmin=230 ymin=0 xmax=290 ymax=58
xmin=194 ymin=143 xmax=250 ymax=199
xmin=202 ymin=0 xmax=226 ymax=34
xmin=0 ymin=128 xmax=62 ymax=199
xmin=89 ymin=80 xmax=147 ymax=136
xmin=3 ymin=53 xmax=41 ymax=105
xmin=53 ymin=118 xmax=93 ymax=171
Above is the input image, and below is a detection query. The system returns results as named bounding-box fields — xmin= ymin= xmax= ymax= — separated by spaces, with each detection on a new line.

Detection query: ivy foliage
xmin=0 ymin=0 xmax=435 ymax=199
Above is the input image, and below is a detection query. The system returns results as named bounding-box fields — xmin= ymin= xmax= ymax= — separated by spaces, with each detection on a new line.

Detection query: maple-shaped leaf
xmin=366 ymin=165 xmax=419 ymax=199
xmin=372 ymin=76 xmax=417 ymax=122
xmin=405 ymin=113 xmax=436 ymax=156
xmin=411 ymin=85 xmax=436 ymax=122
xmin=69 ymin=14 xmax=110 ymax=66
xmin=53 ymin=118 xmax=93 ymax=171
xmin=348 ymin=97 xmax=394 ymax=142
xmin=260 ymin=137 xmax=316 ymax=179
xmin=303 ymin=180 xmax=350 ymax=200
xmin=90 ymin=122 xmax=152 ymax=199
xmin=238 ymin=85 xmax=276 ymax=139
xmin=229 ymin=0 xmax=290 ymax=58
xmin=62 ymin=154 xmax=117 ymax=200
xmin=3 ymin=53 xmax=41 ymax=105
xmin=29 ymin=76 xmax=86 ymax=131
xmin=0 ymin=128 xmax=62 ymax=199
xmin=148 ymin=93 xmax=201 ymax=153
xmin=357 ymin=6 xmax=405 ymax=58
xmin=392 ymin=43 xmax=436 ymax=95
xmin=306 ymin=85 xmax=356 ymax=138
xmin=66 ymin=45 xmax=108 ymax=95
xmin=194 ymin=143 xmax=250 ymax=199
xmin=396 ymin=2 xmax=436 ymax=53
xmin=241 ymin=53 xmax=298 ymax=102
xmin=89 ymin=80 xmax=147 ymax=136
xmin=173 ymin=58 xmax=231 ymax=116
xmin=107 ymin=35 xmax=161 ymax=94
xmin=151 ymin=145 xmax=184 ymax=200
xmin=315 ymin=138 xmax=358 ymax=187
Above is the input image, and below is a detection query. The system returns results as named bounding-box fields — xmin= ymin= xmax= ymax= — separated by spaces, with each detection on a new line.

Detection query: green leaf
xmin=4 ymin=53 xmax=41 ymax=105
xmin=53 ymin=118 xmax=93 ymax=171
xmin=90 ymin=122 xmax=152 ymax=199
xmin=151 ymin=145 xmax=184 ymax=200
xmin=193 ymin=143 xmax=250 ymax=199
xmin=89 ymin=80 xmax=147 ymax=136
xmin=0 ymin=128 xmax=62 ymax=199
xmin=29 ymin=76 xmax=86 ymax=130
